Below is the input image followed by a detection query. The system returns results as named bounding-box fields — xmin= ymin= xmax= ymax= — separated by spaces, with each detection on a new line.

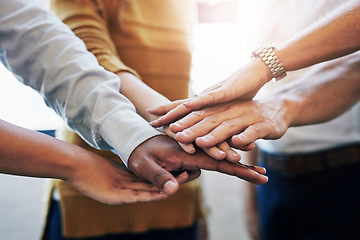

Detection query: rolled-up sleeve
xmin=0 ymin=0 xmax=161 ymax=165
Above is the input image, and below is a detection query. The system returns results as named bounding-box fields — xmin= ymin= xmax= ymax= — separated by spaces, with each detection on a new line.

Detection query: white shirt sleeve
xmin=0 ymin=0 xmax=162 ymax=166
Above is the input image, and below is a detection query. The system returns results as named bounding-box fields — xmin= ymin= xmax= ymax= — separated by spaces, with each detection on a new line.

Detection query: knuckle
xmin=222 ymin=119 xmax=236 ymax=129
xmin=252 ymin=124 xmax=262 ymax=133
xmin=204 ymin=115 xmax=218 ymax=125
xmin=154 ymin=171 xmax=167 ymax=183
xmin=191 ymin=110 xmax=205 ymax=118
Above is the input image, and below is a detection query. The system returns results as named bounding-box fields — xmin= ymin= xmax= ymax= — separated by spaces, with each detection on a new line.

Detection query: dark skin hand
xmin=0 ymin=119 xmax=177 ymax=205
xmin=128 ymin=135 xmax=268 ymax=196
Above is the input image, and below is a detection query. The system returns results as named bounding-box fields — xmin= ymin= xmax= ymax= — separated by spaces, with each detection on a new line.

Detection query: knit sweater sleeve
xmin=50 ymin=0 xmax=141 ymax=79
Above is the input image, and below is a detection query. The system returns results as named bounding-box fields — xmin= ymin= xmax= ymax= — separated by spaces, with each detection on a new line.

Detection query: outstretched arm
xmin=0 ymin=119 xmax=170 ymax=205
xmin=149 ymin=0 xmax=360 ymax=126
xmin=0 ymin=1 xmax=161 ymax=166
xmin=150 ymin=52 xmax=360 ymax=150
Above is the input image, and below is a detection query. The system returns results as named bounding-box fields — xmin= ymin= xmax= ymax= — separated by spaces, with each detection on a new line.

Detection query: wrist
xmin=273 ymin=91 xmax=302 ymax=128
xmin=56 ymin=145 xmax=83 ymax=182
xmin=251 ymin=57 xmax=274 ymax=86
xmin=252 ymin=43 xmax=287 ymax=81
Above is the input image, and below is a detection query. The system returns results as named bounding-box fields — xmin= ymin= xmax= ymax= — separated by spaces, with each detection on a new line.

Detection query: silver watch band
xmin=252 ymin=43 xmax=286 ymax=81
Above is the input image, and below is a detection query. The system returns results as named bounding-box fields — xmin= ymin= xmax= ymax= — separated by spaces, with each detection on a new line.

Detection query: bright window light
xmin=0 ymin=63 xmax=63 ymax=131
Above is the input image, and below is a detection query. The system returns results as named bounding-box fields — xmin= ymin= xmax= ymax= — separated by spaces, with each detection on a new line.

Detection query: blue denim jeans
xmin=256 ymin=151 xmax=360 ymax=240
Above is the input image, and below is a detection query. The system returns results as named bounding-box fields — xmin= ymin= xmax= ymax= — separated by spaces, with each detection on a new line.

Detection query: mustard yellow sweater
xmin=45 ymin=0 xmax=205 ymax=238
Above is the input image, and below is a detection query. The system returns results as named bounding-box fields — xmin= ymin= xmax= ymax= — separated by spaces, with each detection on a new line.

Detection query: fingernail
xmin=218 ymin=151 xmax=226 ymax=159
xmin=231 ymin=152 xmax=241 ymax=160
xmin=172 ymin=122 xmax=181 ymax=128
xmin=186 ymin=145 xmax=196 ymax=154
xmin=163 ymin=181 xmax=177 ymax=194
xmin=260 ymin=175 xmax=269 ymax=182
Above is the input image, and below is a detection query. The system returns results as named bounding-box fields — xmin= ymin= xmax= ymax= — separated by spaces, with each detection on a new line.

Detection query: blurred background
xmin=0 ymin=1 xmax=256 ymax=239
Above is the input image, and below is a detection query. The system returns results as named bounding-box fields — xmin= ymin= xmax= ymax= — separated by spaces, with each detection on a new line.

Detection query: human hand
xmin=151 ymin=101 xmax=241 ymax=163
xmin=66 ymin=147 xmax=173 ymax=205
xmin=163 ymin=123 xmax=241 ymax=163
xmin=0 ymin=119 xmax=169 ymax=206
xmin=154 ymin=98 xmax=291 ymax=151
xmin=149 ymin=57 xmax=272 ymax=127
xmin=128 ymin=135 xmax=268 ymax=196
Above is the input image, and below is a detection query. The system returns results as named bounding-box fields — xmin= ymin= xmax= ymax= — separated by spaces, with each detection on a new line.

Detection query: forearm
xmin=271 ymin=52 xmax=360 ymax=126
xmin=0 ymin=119 xmax=76 ymax=180
xmin=117 ymin=72 xmax=170 ymax=122
xmin=275 ymin=0 xmax=360 ymax=72
xmin=0 ymin=1 xmax=161 ymax=165
xmin=51 ymin=1 xmax=171 ymax=122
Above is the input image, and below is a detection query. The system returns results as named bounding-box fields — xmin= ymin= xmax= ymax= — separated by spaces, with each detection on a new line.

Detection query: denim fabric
xmin=256 ymin=152 xmax=360 ymax=240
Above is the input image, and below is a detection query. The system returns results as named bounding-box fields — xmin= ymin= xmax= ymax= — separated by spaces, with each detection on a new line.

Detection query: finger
xmin=200 ymin=146 xmax=226 ymax=160
xmin=236 ymin=162 xmax=266 ymax=175
xmin=216 ymin=141 xmax=241 ymax=163
xmin=182 ymin=151 xmax=268 ymax=185
xmin=195 ymin=118 xmax=245 ymax=148
xmin=172 ymin=170 xmax=190 ymax=184
xmin=169 ymin=109 xmax=210 ymax=133
xmin=129 ymin=157 xmax=180 ymax=196
xmin=179 ymin=142 xmax=196 ymax=154
xmin=110 ymin=189 xmax=168 ymax=205
xmin=163 ymin=126 xmax=196 ymax=154
xmin=170 ymin=169 xmax=201 ymax=184
xmin=147 ymin=99 xmax=187 ymax=115
xmin=231 ymin=122 xmax=273 ymax=147
xmin=232 ymin=142 xmax=256 ymax=152
xmin=150 ymin=103 xmax=192 ymax=127
xmin=216 ymin=161 xmax=268 ymax=185
xmin=175 ymin=114 xmax=224 ymax=144
xmin=186 ymin=170 xmax=202 ymax=182
xmin=184 ymin=86 xmax=229 ymax=109
xmin=125 ymin=178 xmax=170 ymax=192
xmin=195 ymin=111 xmax=266 ymax=148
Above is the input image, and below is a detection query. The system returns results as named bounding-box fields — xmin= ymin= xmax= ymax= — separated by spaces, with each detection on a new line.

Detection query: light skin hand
xmin=149 ymin=57 xmax=271 ymax=127
xmin=185 ymin=0 xmax=360 ymax=113
xmin=117 ymin=72 xmax=241 ymax=162
xmin=149 ymin=1 xmax=360 ymax=129
xmin=151 ymin=52 xmax=360 ymax=153
xmin=149 ymin=96 xmax=289 ymax=152
xmin=183 ymin=58 xmax=270 ymax=110
xmin=128 ymin=135 xmax=268 ymax=189
xmin=167 ymin=98 xmax=290 ymax=151
xmin=149 ymin=100 xmax=241 ymax=162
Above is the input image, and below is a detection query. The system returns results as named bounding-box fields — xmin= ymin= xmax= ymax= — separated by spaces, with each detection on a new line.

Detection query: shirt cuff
xmin=100 ymin=109 xmax=164 ymax=167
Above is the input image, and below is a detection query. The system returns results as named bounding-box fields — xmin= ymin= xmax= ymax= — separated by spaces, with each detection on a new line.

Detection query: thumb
xmin=129 ymin=158 xmax=179 ymax=196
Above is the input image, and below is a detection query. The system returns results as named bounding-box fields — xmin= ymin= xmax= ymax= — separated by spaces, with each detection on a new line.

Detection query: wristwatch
xmin=252 ymin=43 xmax=287 ymax=81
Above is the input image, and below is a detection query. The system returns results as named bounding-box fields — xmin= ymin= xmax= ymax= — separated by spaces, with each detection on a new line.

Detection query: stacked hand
xmin=149 ymin=97 xmax=290 ymax=151
xmin=147 ymin=57 xmax=275 ymax=156
xmin=128 ymin=135 xmax=269 ymax=196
